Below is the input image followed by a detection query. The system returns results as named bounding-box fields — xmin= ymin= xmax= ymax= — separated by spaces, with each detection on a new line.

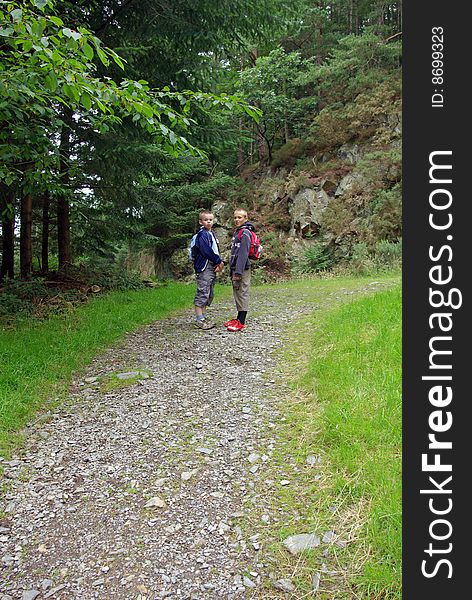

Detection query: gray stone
xmin=313 ymin=572 xmax=321 ymax=593
xmin=322 ymin=530 xmax=335 ymax=543
xmin=336 ymin=142 xmax=364 ymax=164
xmin=230 ymin=512 xmax=245 ymax=519
xmin=22 ymin=592 xmax=40 ymax=600
xmin=289 ymin=188 xmax=330 ymax=238
xmin=197 ymin=447 xmax=212 ymax=455
xmin=144 ymin=496 xmax=166 ymax=509
xmin=116 ymin=371 xmax=139 ymax=380
xmin=181 ymin=469 xmax=199 ymax=481
xmin=243 ymin=576 xmax=256 ymax=588
xmin=116 ymin=371 xmax=149 ymax=380
xmin=273 ymin=579 xmax=296 ymax=593
xmin=44 ymin=586 xmax=66 ymax=598
xmin=283 ymin=533 xmax=321 ymax=555
xmin=41 ymin=580 xmax=53 ymax=591
xmin=210 ymin=491 xmax=224 ymax=498
xmin=168 ymin=247 xmax=194 ymax=279
xmin=335 ymin=172 xmax=367 ymax=197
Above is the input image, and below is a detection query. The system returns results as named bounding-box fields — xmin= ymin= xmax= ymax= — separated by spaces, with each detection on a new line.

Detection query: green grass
xmin=254 ymin=277 xmax=401 ymax=599
xmin=0 ymin=282 xmax=228 ymax=457
xmin=308 ymin=285 xmax=401 ymax=598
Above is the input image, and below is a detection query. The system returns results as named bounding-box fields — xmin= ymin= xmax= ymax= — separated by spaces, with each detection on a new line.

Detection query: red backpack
xmin=237 ymin=228 xmax=262 ymax=260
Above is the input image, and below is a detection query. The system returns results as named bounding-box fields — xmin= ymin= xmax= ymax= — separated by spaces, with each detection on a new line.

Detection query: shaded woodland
xmin=1 ymin=0 xmax=402 ymax=285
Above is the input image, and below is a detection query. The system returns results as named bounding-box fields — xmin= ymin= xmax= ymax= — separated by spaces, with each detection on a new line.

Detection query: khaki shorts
xmin=232 ymin=268 xmax=251 ymax=311
xmin=194 ymin=264 xmax=216 ymax=307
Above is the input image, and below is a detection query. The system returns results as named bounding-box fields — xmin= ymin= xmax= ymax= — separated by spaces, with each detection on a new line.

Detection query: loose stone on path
xmin=283 ymin=533 xmax=321 ymax=555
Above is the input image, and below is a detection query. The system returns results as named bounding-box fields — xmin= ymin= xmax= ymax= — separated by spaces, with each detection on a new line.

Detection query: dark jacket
xmin=230 ymin=221 xmax=255 ymax=275
xmin=193 ymin=227 xmax=222 ymax=273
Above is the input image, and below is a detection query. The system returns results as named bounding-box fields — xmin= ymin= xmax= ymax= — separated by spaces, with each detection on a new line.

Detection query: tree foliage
xmin=237 ymin=48 xmax=315 ymax=161
xmin=1 ymin=0 xmax=402 ymax=281
xmin=0 ymin=0 xmax=260 ymax=278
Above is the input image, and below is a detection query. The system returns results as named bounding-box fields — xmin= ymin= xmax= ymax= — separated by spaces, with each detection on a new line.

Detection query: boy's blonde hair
xmin=233 ymin=208 xmax=248 ymax=218
xmin=199 ymin=210 xmax=213 ymax=221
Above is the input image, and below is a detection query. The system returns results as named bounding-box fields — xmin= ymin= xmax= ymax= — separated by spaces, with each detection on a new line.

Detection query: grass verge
xmin=254 ymin=279 xmax=401 ymax=599
xmin=0 ymin=282 xmax=229 ymax=457
xmin=310 ymin=285 xmax=401 ymax=598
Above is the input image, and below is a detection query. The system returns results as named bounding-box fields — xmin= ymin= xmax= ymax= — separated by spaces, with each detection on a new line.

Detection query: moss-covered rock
xmin=169 ymin=248 xmax=194 ymax=279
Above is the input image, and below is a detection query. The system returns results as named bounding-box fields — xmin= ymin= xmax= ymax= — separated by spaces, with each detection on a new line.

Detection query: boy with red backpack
xmin=224 ymin=208 xmax=261 ymax=332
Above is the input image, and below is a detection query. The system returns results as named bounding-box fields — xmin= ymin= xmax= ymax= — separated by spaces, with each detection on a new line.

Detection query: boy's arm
xmin=234 ymin=229 xmax=250 ymax=276
xmin=196 ymin=231 xmax=223 ymax=265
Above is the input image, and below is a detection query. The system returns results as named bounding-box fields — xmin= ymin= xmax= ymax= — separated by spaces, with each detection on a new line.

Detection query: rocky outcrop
xmin=336 ymin=142 xmax=365 ymax=165
xmin=334 ymin=172 xmax=368 ymax=197
xmin=125 ymin=249 xmax=157 ymax=278
xmin=289 ymin=187 xmax=330 ymax=238
xmin=169 ymin=248 xmax=194 ymax=279
xmin=128 ymin=124 xmax=401 ymax=279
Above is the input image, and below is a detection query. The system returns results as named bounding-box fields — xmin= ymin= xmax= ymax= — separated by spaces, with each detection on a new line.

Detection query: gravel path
xmin=0 ymin=282 xmax=381 ymax=600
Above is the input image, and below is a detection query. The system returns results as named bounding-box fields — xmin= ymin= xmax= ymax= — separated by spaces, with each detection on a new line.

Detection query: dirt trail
xmin=0 ymin=282 xmax=384 ymax=599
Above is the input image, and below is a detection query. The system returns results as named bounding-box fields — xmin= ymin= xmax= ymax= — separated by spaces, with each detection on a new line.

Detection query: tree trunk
xmin=247 ymin=49 xmax=260 ymax=166
xmin=283 ymin=81 xmax=290 ymax=143
xmin=57 ymin=196 xmax=71 ymax=269
xmin=316 ymin=1 xmax=324 ymax=64
xmin=349 ymin=0 xmax=359 ymax=34
xmin=41 ymin=192 xmax=50 ymax=275
xmin=0 ymin=189 xmax=15 ymax=281
xmin=378 ymin=2 xmax=385 ymax=26
xmin=256 ymin=126 xmax=269 ymax=165
xmin=238 ymin=117 xmax=246 ymax=174
xmin=237 ymin=56 xmax=246 ymax=174
xmin=58 ymin=111 xmax=72 ymax=270
xmin=256 ymin=122 xmax=273 ymax=166
xmin=20 ymin=193 xmax=33 ymax=279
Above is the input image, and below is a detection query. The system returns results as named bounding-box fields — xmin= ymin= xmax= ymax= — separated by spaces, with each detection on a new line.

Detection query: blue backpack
xmin=188 ymin=231 xmax=201 ymax=262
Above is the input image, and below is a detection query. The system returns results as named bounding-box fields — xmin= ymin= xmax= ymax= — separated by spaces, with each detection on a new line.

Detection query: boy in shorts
xmin=224 ymin=208 xmax=255 ymax=332
xmin=192 ymin=210 xmax=224 ymax=329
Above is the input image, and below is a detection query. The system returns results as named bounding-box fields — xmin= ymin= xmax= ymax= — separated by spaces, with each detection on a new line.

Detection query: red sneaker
xmin=224 ymin=319 xmax=238 ymax=327
xmin=227 ymin=320 xmax=246 ymax=332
